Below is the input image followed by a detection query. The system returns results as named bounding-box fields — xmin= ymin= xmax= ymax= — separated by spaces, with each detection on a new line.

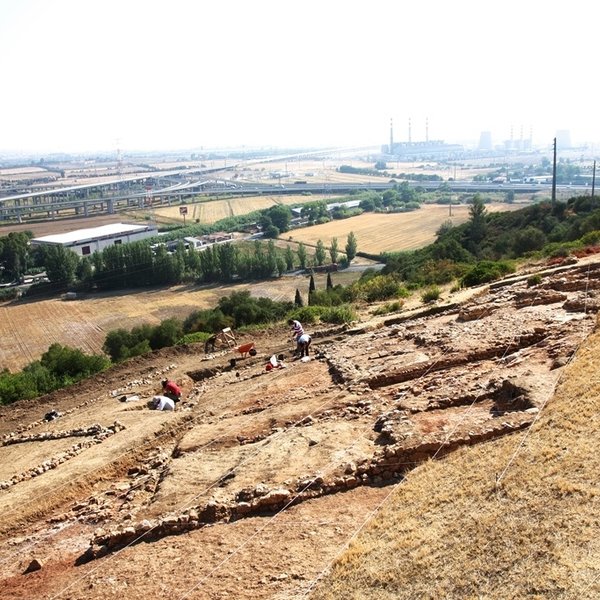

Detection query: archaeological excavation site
xmin=1 ymin=255 xmax=599 ymax=599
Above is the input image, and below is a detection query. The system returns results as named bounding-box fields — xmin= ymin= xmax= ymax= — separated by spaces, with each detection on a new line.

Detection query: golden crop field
xmin=151 ymin=194 xmax=333 ymax=225
xmin=0 ymin=266 xmax=364 ymax=373
xmin=287 ymin=203 xmax=520 ymax=254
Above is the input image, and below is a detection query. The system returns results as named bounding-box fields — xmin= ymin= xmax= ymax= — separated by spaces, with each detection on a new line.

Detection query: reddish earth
xmin=0 ymin=255 xmax=599 ymax=599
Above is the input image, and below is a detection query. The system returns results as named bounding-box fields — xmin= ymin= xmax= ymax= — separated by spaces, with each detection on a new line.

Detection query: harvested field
xmin=1 ymin=254 xmax=599 ymax=599
xmin=0 ymin=269 xmax=364 ymax=373
xmin=288 ymin=203 xmax=521 ymax=254
xmin=288 ymin=204 xmax=465 ymax=253
xmin=152 ymin=194 xmax=329 ymax=225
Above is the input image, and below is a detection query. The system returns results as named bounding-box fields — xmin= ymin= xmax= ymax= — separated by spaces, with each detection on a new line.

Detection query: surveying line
xmin=495 ymin=263 xmax=593 ymax=486
xmin=0 ymin=363 xmax=324 ymax=569
xmin=175 ymin=292 xmax=514 ymax=598
xmin=296 ymin=276 xmax=582 ymax=596
xmin=22 ymin=262 xmax=587 ymax=597
xmin=47 ymin=366 xmax=378 ymax=599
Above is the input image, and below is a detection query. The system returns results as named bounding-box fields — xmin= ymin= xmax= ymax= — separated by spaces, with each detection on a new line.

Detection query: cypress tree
xmin=294 ymin=288 xmax=303 ymax=307
xmin=308 ymin=274 xmax=316 ymax=305
xmin=326 ymin=272 xmax=333 ymax=290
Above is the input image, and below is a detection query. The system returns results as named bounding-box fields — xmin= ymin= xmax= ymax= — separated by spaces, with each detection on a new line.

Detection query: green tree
xmin=315 ymin=239 xmax=326 ymax=266
xmin=284 ymin=245 xmax=295 ymax=270
xmin=40 ymin=343 xmax=109 ymax=382
xmin=0 ymin=231 xmax=32 ymax=281
xmin=199 ymin=245 xmax=219 ymax=282
xmin=217 ymin=243 xmax=237 ymax=282
xmin=266 ymin=205 xmax=292 ymax=233
xmin=467 ymin=195 xmax=488 ymax=255
xmin=345 ymin=231 xmax=358 ymax=263
xmin=308 ymin=274 xmax=316 ymax=305
xmin=43 ymin=245 xmax=80 ymax=284
xmin=103 ymin=328 xmax=133 ymax=362
xmin=513 ymin=226 xmax=547 ymax=255
xmin=297 ymin=242 xmax=307 ymax=269
xmin=266 ymin=239 xmax=278 ymax=276
xmin=329 ymin=237 xmax=339 ymax=264
xmin=276 ymin=256 xmax=286 ymax=277
xmin=326 ymin=272 xmax=333 ymax=290
xmin=149 ymin=318 xmax=183 ymax=350
xmin=294 ymin=288 xmax=304 ymax=307
xmin=76 ymin=256 xmax=94 ymax=288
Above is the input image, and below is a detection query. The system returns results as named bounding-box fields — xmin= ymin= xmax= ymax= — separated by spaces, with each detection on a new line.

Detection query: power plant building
xmin=382 ymin=118 xmax=463 ymax=159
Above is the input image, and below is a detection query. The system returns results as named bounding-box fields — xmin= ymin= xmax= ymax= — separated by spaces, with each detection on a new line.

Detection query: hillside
xmin=0 ymin=254 xmax=599 ymax=598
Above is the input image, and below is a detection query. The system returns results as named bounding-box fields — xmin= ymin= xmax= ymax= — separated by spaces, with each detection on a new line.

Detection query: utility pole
xmin=592 ymin=160 xmax=596 ymax=206
xmin=551 ymin=137 xmax=557 ymax=205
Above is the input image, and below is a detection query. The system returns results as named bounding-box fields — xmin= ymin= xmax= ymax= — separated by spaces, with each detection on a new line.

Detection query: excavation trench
xmin=366 ymin=329 xmax=548 ymax=389
xmin=82 ymin=413 xmax=532 ymax=561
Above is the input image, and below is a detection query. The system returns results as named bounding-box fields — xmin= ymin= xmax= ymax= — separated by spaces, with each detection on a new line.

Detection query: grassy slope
xmin=312 ymin=319 xmax=600 ymax=599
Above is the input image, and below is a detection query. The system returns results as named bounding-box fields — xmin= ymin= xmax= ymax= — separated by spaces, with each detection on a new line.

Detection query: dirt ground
xmin=1 ymin=252 xmax=599 ymax=598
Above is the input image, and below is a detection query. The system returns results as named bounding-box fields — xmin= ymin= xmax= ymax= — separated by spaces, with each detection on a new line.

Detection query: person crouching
xmin=161 ymin=379 xmax=182 ymax=403
xmin=297 ymin=333 xmax=312 ymax=358
xmin=150 ymin=395 xmax=175 ymax=411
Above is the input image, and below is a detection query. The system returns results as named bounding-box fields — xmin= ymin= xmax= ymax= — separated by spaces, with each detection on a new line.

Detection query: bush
xmin=287 ymin=306 xmax=322 ymax=325
xmin=527 ymin=274 xmax=542 ymax=287
xmin=177 ymin=331 xmax=212 ymax=345
xmin=421 ymin=286 xmax=441 ymax=303
xmin=461 ymin=260 xmax=515 ymax=287
xmin=580 ymin=230 xmax=600 ymax=246
xmin=0 ymin=287 xmax=19 ymax=301
xmin=372 ymin=301 xmax=403 ymax=315
xmin=0 ymin=344 xmax=109 ymax=405
xmin=319 ymin=305 xmax=356 ymax=324
xmin=346 ymin=274 xmax=408 ymax=303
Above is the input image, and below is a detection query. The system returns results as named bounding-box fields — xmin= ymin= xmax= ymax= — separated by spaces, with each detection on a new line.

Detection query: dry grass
xmin=288 ymin=203 xmax=522 ymax=254
xmin=0 ymin=265 xmax=369 ymax=372
xmin=311 ymin=319 xmax=600 ymax=599
xmin=151 ymin=194 xmax=332 ymax=225
xmin=287 ymin=205 xmax=469 ymax=253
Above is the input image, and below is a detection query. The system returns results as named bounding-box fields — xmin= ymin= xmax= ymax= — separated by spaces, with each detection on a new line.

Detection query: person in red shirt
xmin=161 ymin=379 xmax=182 ymax=402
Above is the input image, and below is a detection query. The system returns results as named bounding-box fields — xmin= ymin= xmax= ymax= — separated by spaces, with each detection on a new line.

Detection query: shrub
xmin=287 ymin=306 xmax=322 ymax=324
xmin=461 ymin=260 xmax=515 ymax=287
xmin=580 ymin=230 xmax=600 ymax=246
xmin=372 ymin=301 xmax=403 ymax=315
xmin=177 ymin=331 xmax=212 ymax=345
xmin=319 ymin=305 xmax=356 ymax=324
xmin=421 ymin=286 xmax=441 ymax=303
xmin=527 ymin=274 xmax=542 ymax=287
xmin=0 ymin=287 xmax=19 ymax=302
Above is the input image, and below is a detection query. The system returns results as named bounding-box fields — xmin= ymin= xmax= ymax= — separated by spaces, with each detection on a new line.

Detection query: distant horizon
xmin=1 ymin=132 xmax=597 ymax=162
xmin=1 ymin=1 xmax=597 ymax=158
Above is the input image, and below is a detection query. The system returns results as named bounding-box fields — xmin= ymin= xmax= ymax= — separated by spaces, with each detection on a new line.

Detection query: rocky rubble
xmin=3 ymin=256 xmax=600 ymax=591
xmin=0 ymin=421 xmax=125 ymax=490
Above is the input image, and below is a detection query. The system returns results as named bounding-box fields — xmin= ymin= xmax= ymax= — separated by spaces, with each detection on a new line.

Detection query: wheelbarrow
xmin=236 ymin=342 xmax=256 ymax=358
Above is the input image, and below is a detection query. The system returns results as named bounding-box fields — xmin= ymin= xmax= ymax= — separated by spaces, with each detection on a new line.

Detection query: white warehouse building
xmin=31 ymin=223 xmax=158 ymax=256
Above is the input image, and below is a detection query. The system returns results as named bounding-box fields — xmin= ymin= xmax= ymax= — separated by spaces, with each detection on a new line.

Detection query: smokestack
xmin=408 ymin=117 xmax=412 ymax=143
xmin=390 ymin=118 xmax=394 ymax=153
xmin=425 ymin=117 xmax=429 ymax=142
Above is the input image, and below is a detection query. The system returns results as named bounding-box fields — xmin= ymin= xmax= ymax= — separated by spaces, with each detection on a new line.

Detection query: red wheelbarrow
xmin=236 ymin=342 xmax=256 ymax=358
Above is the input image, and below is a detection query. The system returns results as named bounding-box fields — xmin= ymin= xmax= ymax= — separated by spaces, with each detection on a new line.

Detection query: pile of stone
xmin=0 ymin=421 xmax=125 ymax=490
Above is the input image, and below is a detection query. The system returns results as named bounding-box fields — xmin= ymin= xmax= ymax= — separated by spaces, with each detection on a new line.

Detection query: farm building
xmin=183 ymin=236 xmax=207 ymax=249
xmin=30 ymin=223 xmax=158 ymax=256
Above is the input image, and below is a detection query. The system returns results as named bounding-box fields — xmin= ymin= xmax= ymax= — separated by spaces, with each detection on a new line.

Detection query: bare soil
xmin=1 ymin=253 xmax=599 ymax=598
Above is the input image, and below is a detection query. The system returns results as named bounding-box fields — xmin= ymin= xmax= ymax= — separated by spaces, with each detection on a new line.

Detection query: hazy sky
xmin=0 ymin=0 xmax=597 ymax=154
